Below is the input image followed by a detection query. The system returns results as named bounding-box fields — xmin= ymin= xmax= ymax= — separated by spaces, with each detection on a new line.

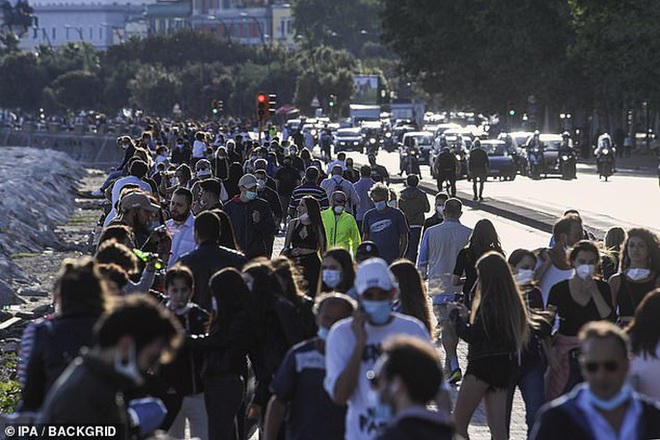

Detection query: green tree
xmin=49 ymin=70 xmax=103 ymax=111
xmin=0 ymin=51 xmax=46 ymax=110
xmin=128 ymin=65 xmax=181 ymax=115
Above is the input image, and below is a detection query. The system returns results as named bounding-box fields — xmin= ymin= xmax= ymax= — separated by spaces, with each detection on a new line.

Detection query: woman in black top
xmin=452 ymin=218 xmax=504 ymax=307
xmin=546 ymin=240 xmax=615 ymax=401
xmin=449 ymin=252 xmax=529 ymax=440
xmin=224 ymin=162 xmax=244 ymax=199
xmin=282 ymin=196 xmax=327 ymax=297
xmin=609 ymin=228 xmax=660 ymax=325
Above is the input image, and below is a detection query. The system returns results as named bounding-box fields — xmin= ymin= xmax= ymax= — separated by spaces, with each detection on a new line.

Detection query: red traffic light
xmin=257 ymin=93 xmax=267 ymax=104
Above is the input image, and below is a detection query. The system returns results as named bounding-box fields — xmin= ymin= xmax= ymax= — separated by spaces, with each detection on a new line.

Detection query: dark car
xmin=333 ymin=127 xmax=364 ymax=152
xmin=480 ymin=139 xmax=518 ymax=181
xmin=525 ymin=133 xmax=565 ymax=176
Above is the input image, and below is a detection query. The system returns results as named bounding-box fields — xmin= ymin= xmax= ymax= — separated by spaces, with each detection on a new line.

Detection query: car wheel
xmin=509 ymin=173 xmax=516 ymax=181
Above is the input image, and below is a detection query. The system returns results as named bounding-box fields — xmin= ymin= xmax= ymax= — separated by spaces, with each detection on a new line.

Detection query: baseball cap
xmin=199 ymin=178 xmax=221 ymax=196
xmin=355 ymin=258 xmax=397 ymax=295
xmin=356 ymin=241 xmax=380 ymax=263
xmin=238 ymin=173 xmax=258 ymax=189
xmin=120 ymin=192 xmax=160 ymax=213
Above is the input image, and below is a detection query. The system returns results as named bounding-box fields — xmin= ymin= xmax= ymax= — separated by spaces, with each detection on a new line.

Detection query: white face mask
xmin=436 ymin=205 xmax=444 ymax=215
xmin=515 ymin=269 xmax=534 ymax=285
xmin=333 ymin=205 xmax=344 ymax=215
xmin=627 ymin=268 xmax=651 ymax=281
xmin=114 ymin=341 xmax=145 ymax=386
xmin=387 ymin=200 xmax=398 ymax=209
xmin=576 ymin=264 xmax=595 ymax=280
xmin=322 ymin=269 xmax=342 ymax=288
xmin=299 ymin=213 xmax=310 ymax=223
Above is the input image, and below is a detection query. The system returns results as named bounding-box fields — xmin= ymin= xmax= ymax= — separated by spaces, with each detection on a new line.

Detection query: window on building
xmin=89 ymin=27 xmax=93 ymax=39
xmin=99 ymin=27 xmax=103 ymax=40
xmin=52 ymin=27 xmax=56 ymax=40
xmin=287 ymin=20 xmax=292 ymax=35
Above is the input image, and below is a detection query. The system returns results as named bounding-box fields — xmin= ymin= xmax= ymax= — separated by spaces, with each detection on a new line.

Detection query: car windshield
xmin=544 ymin=140 xmax=561 ymax=151
xmin=336 ymin=128 xmax=361 ymax=137
xmin=413 ymin=135 xmax=434 ymax=146
xmin=481 ymin=143 xmax=507 ymax=156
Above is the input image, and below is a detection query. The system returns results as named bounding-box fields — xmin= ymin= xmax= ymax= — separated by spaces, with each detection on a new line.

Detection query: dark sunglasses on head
xmin=583 ymin=360 xmax=619 ymax=373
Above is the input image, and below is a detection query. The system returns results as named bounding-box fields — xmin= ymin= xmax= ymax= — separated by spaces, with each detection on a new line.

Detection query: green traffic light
xmin=509 ymin=109 xmax=515 ymax=116
xmin=212 ymin=109 xmax=218 ymax=114
xmin=328 ymin=102 xmax=334 ymax=107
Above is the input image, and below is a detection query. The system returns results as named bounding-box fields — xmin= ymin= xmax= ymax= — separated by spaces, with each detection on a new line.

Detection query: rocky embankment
xmin=0 ymin=147 xmax=87 ymax=308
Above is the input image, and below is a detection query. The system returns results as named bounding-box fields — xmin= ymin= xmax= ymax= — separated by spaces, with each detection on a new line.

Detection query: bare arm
xmin=264 ymin=395 xmax=287 ymax=440
xmin=332 ymin=312 xmax=367 ymax=405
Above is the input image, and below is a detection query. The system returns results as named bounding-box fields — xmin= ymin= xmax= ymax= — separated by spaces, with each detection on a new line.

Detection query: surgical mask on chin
xmin=587 ymin=383 xmax=632 ymax=411
xmin=627 ymin=268 xmax=651 ymax=281
xmin=361 ymin=299 xmax=391 ymax=325
xmin=515 ymin=269 xmax=534 ymax=285
xmin=256 ymin=179 xmax=265 ymax=188
xmin=436 ymin=206 xmax=444 ymax=215
xmin=317 ymin=326 xmax=330 ymax=341
xmin=576 ymin=264 xmax=595 ymax=280
xmin=368 ymin=389 xmax=393 ymax=423
xmin=299 ymin=213 xmax=310 ymax=223
xmin=333 ymin=205 xmax=344 ymax=215
xmin=374 ymin=201 xmax=387 ymax=211
xmin=244 ymin=191 xmax=257 ymax=201
xmin=114 ymin=341 xmax=145 ymax=386
xmin=323 ymin=269 xmax=342 ymax=288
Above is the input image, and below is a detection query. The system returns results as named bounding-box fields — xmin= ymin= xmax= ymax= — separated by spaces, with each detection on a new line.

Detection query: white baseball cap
xmin=355 ymin=258 xmax=398 ymax=296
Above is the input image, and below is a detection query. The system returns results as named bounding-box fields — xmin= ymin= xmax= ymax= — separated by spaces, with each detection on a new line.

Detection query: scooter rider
xmin=527 ymin=130 xmax=546 ymax=177
xmin=433 ymin=147 xmax=459 ymax=197
xmin=559 ymin=131 xmax=577 ymax=179
xmin=595 ymin=132 xmax=616 ymax=174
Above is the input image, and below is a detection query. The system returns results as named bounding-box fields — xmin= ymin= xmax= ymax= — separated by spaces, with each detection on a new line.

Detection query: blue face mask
xmin=586 ymin=383 xmax=632 ymax=411
xmin=244 ymin=190 xmax=257 ymax=201
xmin=374 ymin=200 xmax=387 ymax=211
xmin=317 ymin=326 xmax=330 ymax=341
xmin=362 ymin=300 xmax=391 ymax=325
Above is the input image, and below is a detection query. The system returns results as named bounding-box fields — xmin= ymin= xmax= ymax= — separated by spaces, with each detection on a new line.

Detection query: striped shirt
xmin=288 ymin=182 xmax=330 ymax=211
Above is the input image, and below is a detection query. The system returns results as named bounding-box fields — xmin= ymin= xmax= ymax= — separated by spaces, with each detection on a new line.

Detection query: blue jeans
xmin=101 ymin=169 xmax=125 ymax=190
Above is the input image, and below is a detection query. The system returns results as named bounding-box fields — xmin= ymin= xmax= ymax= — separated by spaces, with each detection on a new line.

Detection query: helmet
xmin=533 ymin=130 xmax=540 ymax=136
xmin=562 ymin=131 xmax=570 ymax=138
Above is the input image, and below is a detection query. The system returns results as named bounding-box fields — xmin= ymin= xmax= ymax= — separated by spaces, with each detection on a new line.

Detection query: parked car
xmin=333 ymin=127 xmax=364 ymax=152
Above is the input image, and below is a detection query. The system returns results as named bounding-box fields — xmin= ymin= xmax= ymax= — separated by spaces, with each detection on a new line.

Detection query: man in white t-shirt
xmin=324 ymin=258 xmax=429 ymax=440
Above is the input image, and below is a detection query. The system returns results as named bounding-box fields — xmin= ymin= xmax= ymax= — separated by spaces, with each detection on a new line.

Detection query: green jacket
xmin=321 ymin=208 xmax=361 ymax=256
xmin=398 ymin=187 xmax=431 ymax=226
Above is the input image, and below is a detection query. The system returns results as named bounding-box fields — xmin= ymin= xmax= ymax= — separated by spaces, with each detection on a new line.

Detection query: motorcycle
xmin=597 ymin=148 xmax=614 ymax=181
xmin=382 ymin=131 xmax=396 ymax=152
xmin=559 ymin=149 xmax=577 ymax=180
xmin=399 ymin=145 xmax=421 ymax=176
xmin=528 ymin=147 xmax=545 ymax=179
xmin=365 ymin=135 xmax=380 ymax=156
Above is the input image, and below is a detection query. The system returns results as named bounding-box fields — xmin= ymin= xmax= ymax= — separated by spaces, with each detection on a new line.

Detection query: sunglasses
xmin=583 ymin=360 xmax=619 ymax=373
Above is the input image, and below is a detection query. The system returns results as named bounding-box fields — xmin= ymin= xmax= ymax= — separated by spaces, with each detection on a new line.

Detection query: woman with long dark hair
xmin=317 ymin=247 xmax=357 ymax=298
xmin=449 ymin=252 xmax=530 ymax=440
xmin=197 ymin=268 xmax=252 ymax=440
xmin=271 ymin=256 xmax=317 ymax=339
xmin=225 ymin=162 xmax=244 ymax=199
xmin=282 ymin=196 xmax=327 ymax=297
xmin=389 ymin=259 xmax=435 ymax=337
xmin=627 ymin=288 xmax=660 ymax=400
xmin=452 ymin=218 xmax=504 ymax=306
xmin=210 ymin=208 xmax=240 ymax=251
xmin=19 ymin=257 xmax=110 ymax=411
xmin=609 ymin=228 xmax=660 ymax=325
xmin=546 ymin=240 xmax=615 ymax=401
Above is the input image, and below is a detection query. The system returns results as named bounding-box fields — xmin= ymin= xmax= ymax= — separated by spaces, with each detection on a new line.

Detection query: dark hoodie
xmin=377 ymin=406 xmax=453 ymax=440
xmin=398 ymin=186 xmax=431 ymax=226
xmin=224 ymin=195 xmax=276 ymax=258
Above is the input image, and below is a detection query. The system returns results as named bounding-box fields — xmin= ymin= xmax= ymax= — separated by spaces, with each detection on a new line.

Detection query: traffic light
xmin=211 ymin=99 xmax=218 ymax=114
xmin=328 ymin=94 xmax=336 ymax=107
xmin=217 ymin=99 xmax=223 ymax=113
xmin=268 ymin=94 xmax=277 ymax=116
xmin=507 ymin=100 xmax=516 ymax=116
xmin=257 ymin=92 xmax=268 ymax=120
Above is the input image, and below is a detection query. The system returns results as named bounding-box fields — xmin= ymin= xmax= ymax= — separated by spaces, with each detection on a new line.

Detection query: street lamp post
xmin=239 ymin=12 xmax=265 ymax=45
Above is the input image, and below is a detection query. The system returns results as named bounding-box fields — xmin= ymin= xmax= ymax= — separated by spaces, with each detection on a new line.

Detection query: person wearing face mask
xmin=546 ymin=240 xmax=615 ymax=402
xmin=211 ymin=146 xmax=230 ymax=180
xmin=506 ymin=249 xmax=553 ymax=436
xmin=287 ymin=166 xmax=330 ymax=219
xmin=317 ymin=248 xmax=358 ymax=298
xmin=171 ymin=137 xmax=192 ymax=166
xmin=264 ymin=293 xmax=356 ymax=440
xmin=422 ymin=193 xmax=449 ymax=236
xmin=254 ymin=168 xmax=283 ymax=234
xmin=532 ymin=321 xmax=660 ymax=440
xmin=39 ymin=294 xmax=183 ymax=439
xmin=191 ymin=131 xmax=207 ymax=168
xmin=157 ymin=266 xmax=210 ymax=440
xmin=321 ymin=191 xmax=362 ymax=257
xmin=627 ymin=288 xmax=660 ymax=401
xmin=282 ymin=196 xmax=327 ymax=297
xmin=324 ymin=258 xmax=429 ymax=440
xmin=224 ymin=173 xmax=277 ymax=258
xmin=362 ymin=184 xmax=409 ymax=265
xmin=321 ymin=164 xmax=360 ymax=215
xmin=189 ymin=158 xmax=214 ymax=194
xmin=370 ymin=336 xmax=453 ymax=440
xmin=608 ymin=228 xmax=660 ymax=326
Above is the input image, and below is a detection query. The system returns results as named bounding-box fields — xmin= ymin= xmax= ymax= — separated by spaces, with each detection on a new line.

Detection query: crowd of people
xmin=12 ymin=119 xmax=660 ymax=440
